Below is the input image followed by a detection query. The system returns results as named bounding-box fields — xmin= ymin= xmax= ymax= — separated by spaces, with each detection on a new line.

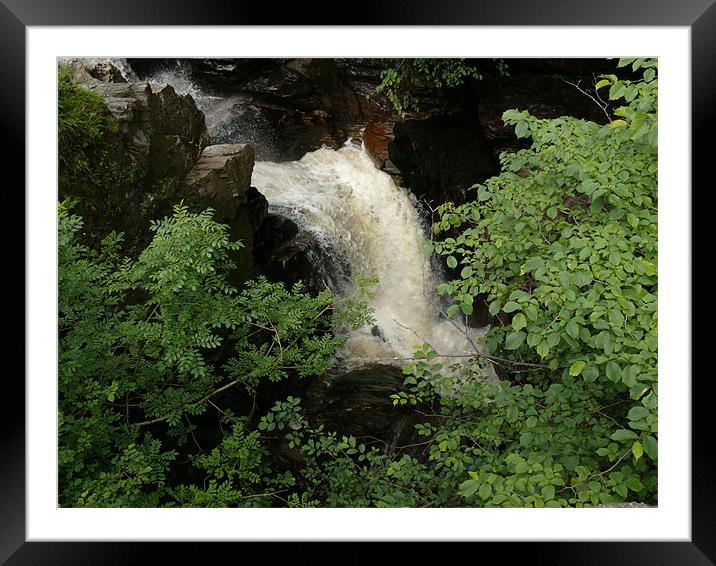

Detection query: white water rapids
xmin=252 ymin=143 xmax=496 ymax=381
xmin=93 ymin=59 xmax=497 ymax=384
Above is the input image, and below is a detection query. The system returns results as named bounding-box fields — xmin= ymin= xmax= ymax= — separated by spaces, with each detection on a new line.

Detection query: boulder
xmin=179 ymin=144 xmax=267 ymax=285
xmin=57 ymin=59 xmax=210 ymax=251
xmin=180 ymin=144 xmax=255 ymax=219
xmin=84 ymin=81 xmax=208 ymax=194
xmin=58 ymin=57 xmax=127 ymax=84
xmin=253 ymin=215 xmax=352 ymax=294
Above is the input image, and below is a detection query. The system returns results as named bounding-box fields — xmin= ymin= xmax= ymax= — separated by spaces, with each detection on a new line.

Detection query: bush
xmin=58 ymin=203 xmax=372 ymax=507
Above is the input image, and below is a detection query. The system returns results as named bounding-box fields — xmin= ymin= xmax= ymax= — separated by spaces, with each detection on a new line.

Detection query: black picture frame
xmin=5 ymin=1 xmax=709 ymax=563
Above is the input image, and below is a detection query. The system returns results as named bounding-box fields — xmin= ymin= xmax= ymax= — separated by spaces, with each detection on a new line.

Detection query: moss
xmin=58 ymin=67 xmax=120 ymax=196
xmin=58 ymin=69 xmax=141 ymax=247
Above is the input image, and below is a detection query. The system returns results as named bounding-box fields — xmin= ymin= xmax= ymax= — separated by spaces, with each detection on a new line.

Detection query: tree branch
xmin=561 ymin=78 xmax=612 ymax=123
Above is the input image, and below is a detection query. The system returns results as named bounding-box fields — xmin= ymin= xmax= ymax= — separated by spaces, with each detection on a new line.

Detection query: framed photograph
xmin=7 ymin=0 xmax=708 ymax=563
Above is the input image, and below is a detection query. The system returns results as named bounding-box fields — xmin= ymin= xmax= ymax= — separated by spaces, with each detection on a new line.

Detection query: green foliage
xmin=58 ymin=68 xmax=125 ymax=199
xmin=58 ymin=69 xmax=140 ymax=244
xmin=374 ymin=59 xmax=482 ymax=117
xmin=59 ymin=203 xmax=371 ymax=507
xmin=59 ymin=57 xmax=657 ymax=509
xmin=595 ymin=58 xmax=658 ymax=146
xmin=417 ymin=58 xmax=658 ymax=505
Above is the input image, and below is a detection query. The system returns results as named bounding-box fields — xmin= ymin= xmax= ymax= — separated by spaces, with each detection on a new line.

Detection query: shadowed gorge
xmin=57 ymin=57 xmax=658 ymax=510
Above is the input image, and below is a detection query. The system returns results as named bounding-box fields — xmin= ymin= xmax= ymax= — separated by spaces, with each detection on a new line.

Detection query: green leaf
xmin=512 ymin=313 xmax=527 ymax=331
xmin=611 ymin=429 xmax=638 ymax=441
xmin=643 ymin=435 xmax=658 ymax=460
xmin=605 ymin=361 xmax=622 ymax=383
xmin=625 ymin=477 xmax=644 ymax=492
xmin=582 ymin=365 xmax=599 ymax=382
xmin=566 ymin=321 xmax=579 ymax=340
xmin=609 ymin=82 xmax=626 ymax=100
xmin=503 ymin=301 xmax=521 ymax=313
xmin=573 ymin=272 xmax=593 ymax=288
xmin=461 ymin=303 xmax=474 ymax=316
xmin=558 ymin=272 xmax=572 ymax=289
xmin=569 ymin=360 xmax=586 ymax=376
xmin=505 ymin=331 xmax=526 ymax=350
xmin=627 ymin=406 xmax=650 ymax=421
xmin=524 ymin=258 xmax=544 ymax=272
xmin=423 ymin=240 xmax=434 ymax=257
xmin=515 ymin=121 xmax=528 ymax=139
xmin=461 ymin=265 xmax=473 ymax=278
xmin=631 ymin=440 xmax=644 ymax=460
xmin=536 ymin=340 xmax=550 ymax=359
xmin=446 ymin=256 xmax=458 ymax=269
xmin=458 ymin=479 xmax=480 ymax=497
xmin=541 ymin=485 xmax=555 ymax=501
xmin=479 ymin=482 xmax=493 ymax=499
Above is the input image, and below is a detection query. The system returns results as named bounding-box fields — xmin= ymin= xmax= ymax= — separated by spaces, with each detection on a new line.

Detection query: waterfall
xmin=115 ymin=58 xmax=495 ymax=382
xmin=108 ymin=58 xmax=140 ymax=82
xmin=138 ymin=62 xmax=278 ymax=160
xmin=252 ymin=143 xmax=496 ymax=382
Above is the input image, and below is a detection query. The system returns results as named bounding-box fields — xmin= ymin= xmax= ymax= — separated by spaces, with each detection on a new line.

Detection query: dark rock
xmin=303 ymin=364 xmax=416 ymax=442
xmin=210 ymin=102 xmax=279 ymax=161
xmin=180 ymin=143 xmax=255 ymax=219
xmin=389 ymin=109 xmax=499 ymax=206
xmin=475 ymin=68 xmax=611 ymax=155
xmin=59 ymin=57 xmax=127 ymax=84
xmin=253 ymin=211 xmax=357 ymax=294
xmin=253 ymin=214 xmax=300 ymax=261
xmin=179 ymin=144 xmax=262 ymax=285
xmin=88 ymin=80 xmax=209 ymax=225
xmin=245 ymin=186 xmax=269 ymax=234
xmin=57 ymin=64 xmax=210 ymax=252
xmin=253 ymin=219 xmax=351 ymax=294
xmin=126 ymin=58 xmax=278 ymax=91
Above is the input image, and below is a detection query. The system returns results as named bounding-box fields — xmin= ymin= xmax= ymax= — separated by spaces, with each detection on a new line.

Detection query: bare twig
xmin=392 ymin=318 xmax=428 ymax=344
xmin=561 ymin=78 xmax=612 ymax=123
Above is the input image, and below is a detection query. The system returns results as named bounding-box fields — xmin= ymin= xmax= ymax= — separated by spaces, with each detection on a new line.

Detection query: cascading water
xmin=115 ymin=58 xmax=495 ymax=383
xmin=137 ymin=62 xmax=278 ymax=160
xmin=108 ymin=58 xmax=140 ymax=82
xmin=252 ymin=142 xmax=497 ymax=382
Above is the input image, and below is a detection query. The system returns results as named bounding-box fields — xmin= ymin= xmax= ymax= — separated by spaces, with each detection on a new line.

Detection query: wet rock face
xmin=87 ymin=81 xmax=208 ymax=244
xmin=211 ymin=103 xmax=279 ymax=161
xmin=126 ymin=58 xmax=278 ymax=92
xmin=59 ymin=60 xmax=266 ymax=279
xmin=59 ymin=58 xmax=128 ymax=84
xmin=253 ymin=215 xmax=351 ymax=294
xmin=389 ymin=110 xmax=499 ymax=206
xmin=467 ymin=59 xmax=619 ymax=160
xmin=123 ymin=58 xmax=619 ymax=197
xmin=57 ymin=65 xmax=210 ymax=252
xmin=303 ymin=364 xmax=417 ymax=442
xmin=180 ymin=143 xmax=255 ymax=218
xmin=178 ymin=144 xmax=267 ymax=286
